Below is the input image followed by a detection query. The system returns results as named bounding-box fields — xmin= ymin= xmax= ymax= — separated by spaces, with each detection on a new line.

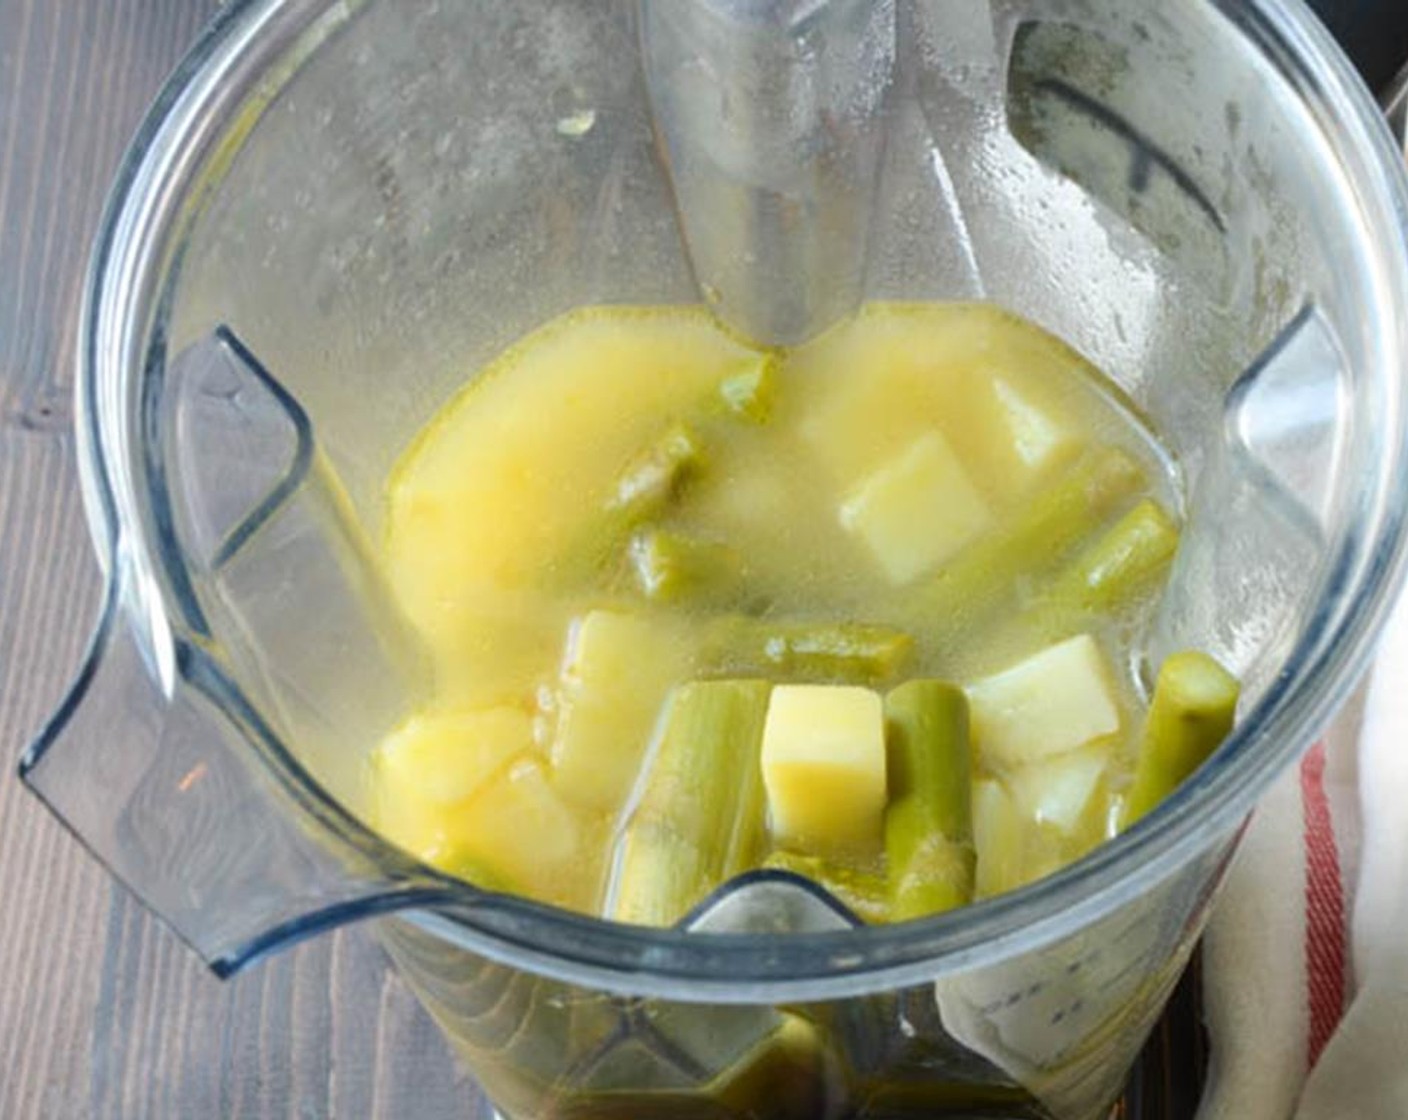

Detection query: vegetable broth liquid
xmin=373 ymin=302 xmax=1190 ymax=924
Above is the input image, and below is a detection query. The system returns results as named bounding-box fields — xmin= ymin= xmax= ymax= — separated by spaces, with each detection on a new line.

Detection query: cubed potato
xmin=966 ymin=634 xmax=1120 ymax=769
xmin=1007 ymin=744 xmax=1111 ymax=833
xmin=761 ymin=684 xmax=887 ymax=856
xmin=990 ymin=378 xmax=1069 ymax=477
xmin=374 ymin=708 xmax=535 ymax=868
xmin=838 ymin=431 xmax=993 ymax=585
xmin=377 ymin=708 xmax=535 ymax=807
xmin=372 ymin=710 xmax=603 ymax=905
xmin=972 ymin=778 xmax=1025 ymax=899
xmin=550 ymin=609 xmax=686 ymax=813
xmin=453 ymin=756 xmax=591 ymax=899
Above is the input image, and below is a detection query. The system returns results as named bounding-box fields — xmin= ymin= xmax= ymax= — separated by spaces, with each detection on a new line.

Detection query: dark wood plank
xmin=0 ymin=433 xmax=109 ymax=1120
xmin=0 ymin=2 xmax=489 ymax=1117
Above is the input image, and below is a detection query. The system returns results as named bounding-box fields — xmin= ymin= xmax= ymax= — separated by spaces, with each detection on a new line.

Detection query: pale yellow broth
xmin=372 ymin=302 xmax=1182 ymax=920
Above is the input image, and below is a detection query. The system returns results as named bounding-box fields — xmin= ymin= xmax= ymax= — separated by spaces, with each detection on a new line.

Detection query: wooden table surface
xmin=0 ymin=2 xmax=491 ymax=1116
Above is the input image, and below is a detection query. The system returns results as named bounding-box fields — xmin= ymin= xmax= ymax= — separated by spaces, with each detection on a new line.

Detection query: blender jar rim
xmin=73 ymin=0 xmax=1408 ymax=1000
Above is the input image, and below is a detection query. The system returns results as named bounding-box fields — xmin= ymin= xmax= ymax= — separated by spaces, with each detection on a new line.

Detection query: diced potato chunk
xmin=374 ymin=719 xmax=595 ymax=902
xmin=377 ymin=708 xmax=534 ymax=807
xmin=1006 ymin=744 xmax=1110 ymax=833
xmin=374 ymin=709 xmax=536 ymax=871
xmin=967 ymin=634 xmax=1120 ymax=769
xmin=972 ymin=778 xmax=1025 ymax=899
xmin=550 ymin=609 xmax=686 ymax=813
xmin=838 ymin=432 xmax=993 ymax=585
xmin=761 ymin=684 xmax=886 ymax=856
xmin=444 ymin=756 xmax=591 ymax=902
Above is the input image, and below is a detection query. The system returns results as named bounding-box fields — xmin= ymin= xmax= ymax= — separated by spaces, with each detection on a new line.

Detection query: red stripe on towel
xmin=1301 ymin=740 xmax=1347 ymax=1069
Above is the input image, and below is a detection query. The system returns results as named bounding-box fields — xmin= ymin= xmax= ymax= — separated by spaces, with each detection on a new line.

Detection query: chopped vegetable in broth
xmin=372 ymin=302 xmax=1238 ymax=924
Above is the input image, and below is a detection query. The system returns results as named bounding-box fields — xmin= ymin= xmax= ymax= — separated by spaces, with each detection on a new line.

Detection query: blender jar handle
xmin=19 ymin=576 xmax=458 ymax=977
xmin=20 ymin=326 xmax=461 ymax=977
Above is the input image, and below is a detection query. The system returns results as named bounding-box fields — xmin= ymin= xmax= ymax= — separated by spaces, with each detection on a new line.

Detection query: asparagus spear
xmin=764 ymin=849 xmax=890 ymax=924
xmin=905 ymin=444 xmax=1145 ymax=642
xmin=607 ymin=422 xmax=705 ymax=518
xmin=550 ymin=423 xmax=707 ymax=586
xmin=883 ymin=681 xmax=975 ymax=920
xmin=610 ymin=823 xmax=706 ymax=929
xmin=705 ymin=616 xmax=915 ymax=683
xmin=724 ymin=702 xmax=769 ymax=879
xmin=1120 ymin=651 xmax=1239 ymax=828
xmin=611 ymin=680 xmax=771 ymax=926
xmin=717 ymin=353 xmax=779 ymax=424
xmin=1043 ymin=497 xmax=1179 ymax=614
xmin=985 ymin=497 xmax=1180 ymax=656
xmin=628 ymin=529 xmax=744 ymax=605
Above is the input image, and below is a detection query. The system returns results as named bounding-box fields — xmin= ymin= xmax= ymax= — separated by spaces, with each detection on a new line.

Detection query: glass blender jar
xmin=21 ymin=1 xmax=1408 ymax=1117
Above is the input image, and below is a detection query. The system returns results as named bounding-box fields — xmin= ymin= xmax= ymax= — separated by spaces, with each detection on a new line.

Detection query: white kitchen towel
xmin=1198 ymin=587 xmax=1408 ymax=1119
